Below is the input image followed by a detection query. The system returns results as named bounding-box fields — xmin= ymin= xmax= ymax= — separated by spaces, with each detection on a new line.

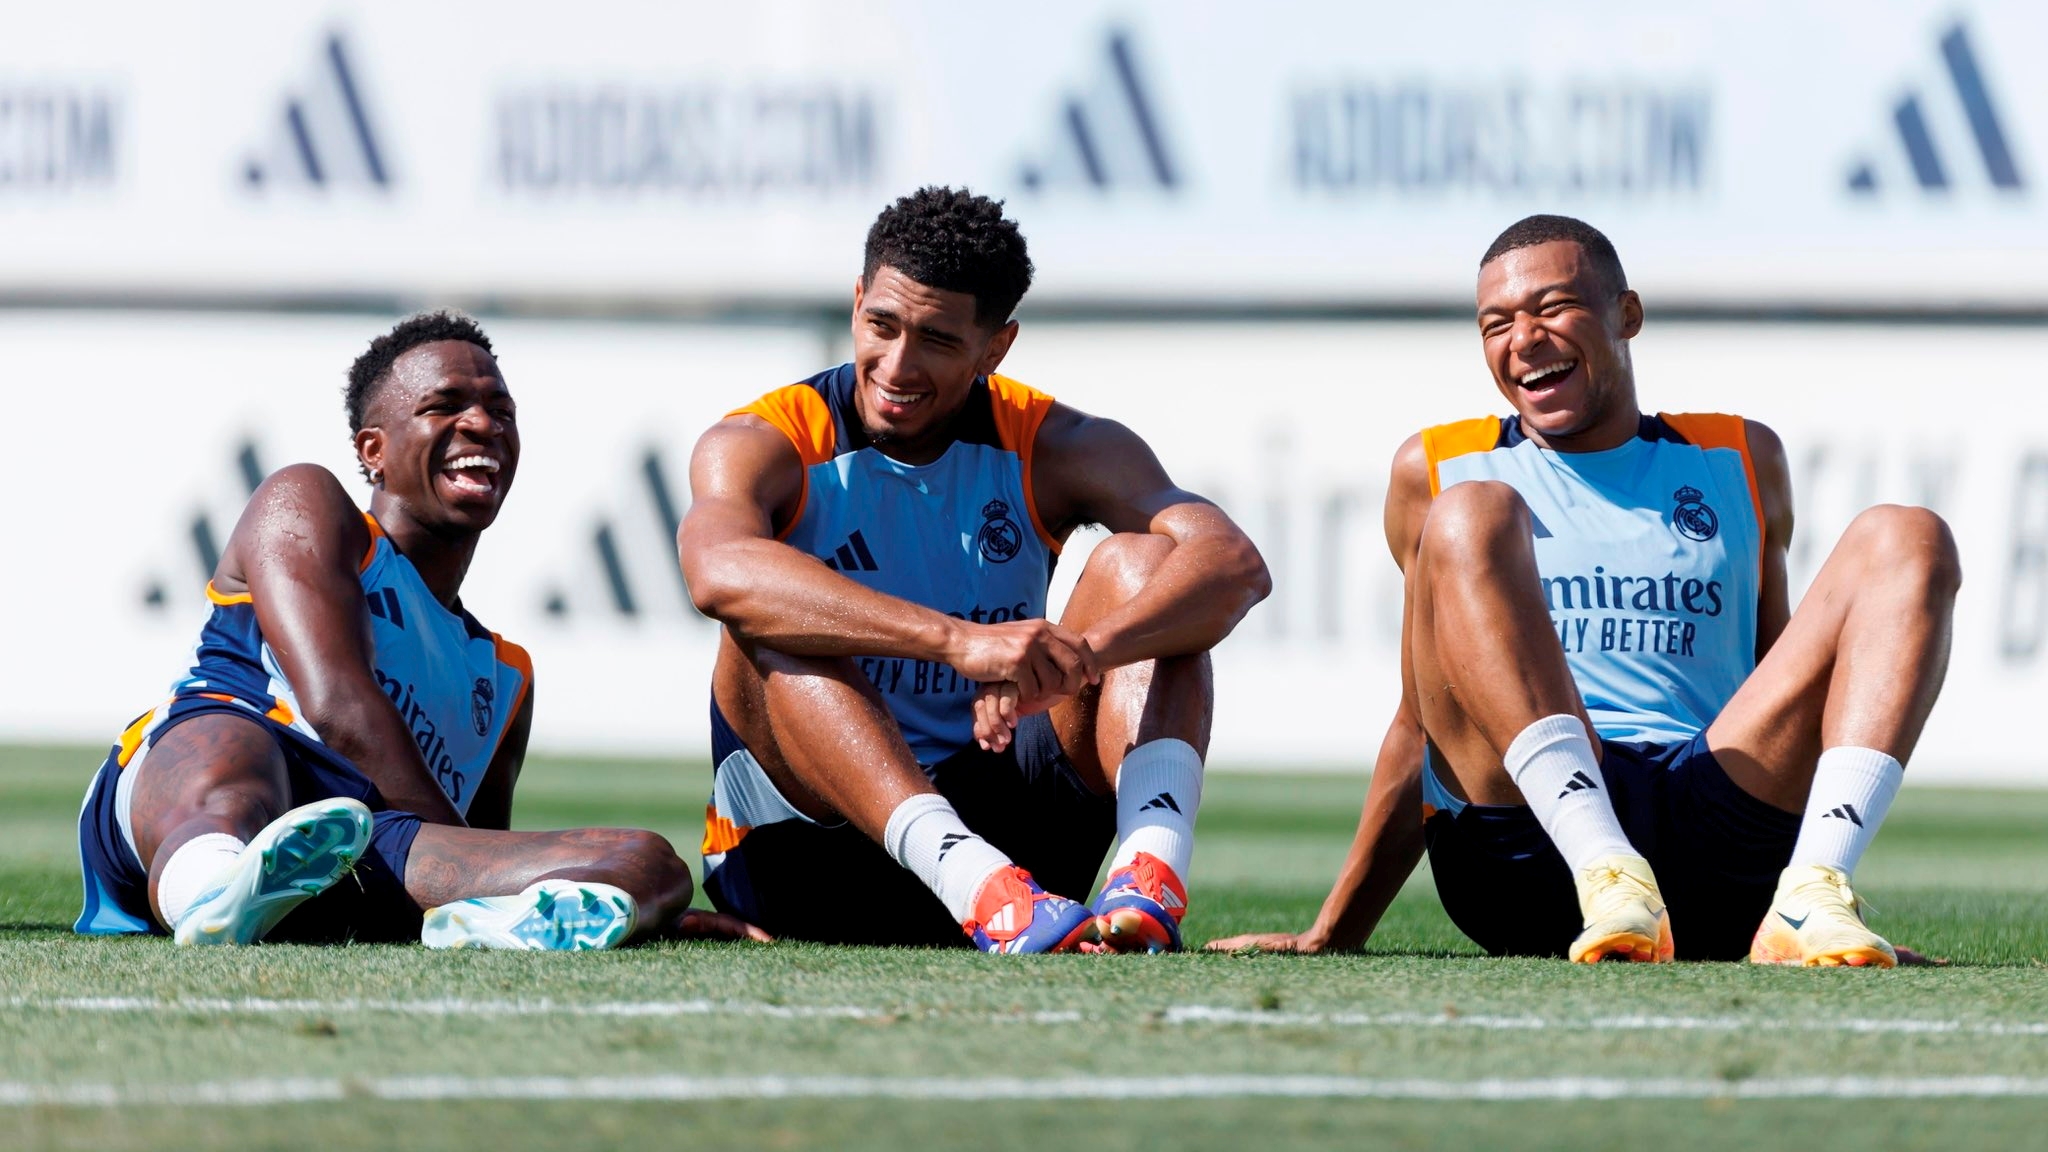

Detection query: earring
xmin=369 ymin=468 xmax=383 ymax=485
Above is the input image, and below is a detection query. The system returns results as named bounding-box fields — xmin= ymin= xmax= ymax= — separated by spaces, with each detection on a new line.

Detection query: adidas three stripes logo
xmin=821 ymin=530 xmax=879 ymax=572
xmin=1556 ymin=771 xmax=1599 ymax=799
xmin=1822 ymin=804 xmax=1865 ymax=827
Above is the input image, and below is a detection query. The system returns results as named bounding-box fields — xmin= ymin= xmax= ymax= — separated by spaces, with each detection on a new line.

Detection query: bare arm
xmin=680 ymin=416 xmax=1095 ymax=699
xmin=1034 ymin=406 xmax=1271 ymax=669
xmin=1747 ymin=420 xmax=1794 ymax=659
xmin=462 ymin=688 xmax=533 ymax=832
xmin=1208 ymin=433 xmax=1435 ymax=953
xmin=224 ymin=464 xmax=465 ymax=826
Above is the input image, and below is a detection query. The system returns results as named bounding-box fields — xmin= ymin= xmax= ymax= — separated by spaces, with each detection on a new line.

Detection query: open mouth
xmin=874 ymin=384 xmax=929 ymax=415
xmin=439 ymin=452 xmax=502 ymax=499
xmin=1517 ymin=360 xmax=1579 ymax=398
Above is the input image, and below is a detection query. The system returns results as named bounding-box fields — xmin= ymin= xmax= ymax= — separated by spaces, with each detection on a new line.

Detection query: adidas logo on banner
xmin=244 ymin=31 xmax=392 ymax=192
xmin=1557 ymin=770 xmax=1599 ymax=799
xmin=821 ymin=530 xmax=880 ymax=572
xmin=1847 ymin=22 xmax=2023 ymax=195
xmin=1018 ymin=29 xmax=1180 ymax=194
xmin=1822 ymin=804 xmax=1865 ymax=827
xmin=1138 ymin=792 xmax=1182 ymax=814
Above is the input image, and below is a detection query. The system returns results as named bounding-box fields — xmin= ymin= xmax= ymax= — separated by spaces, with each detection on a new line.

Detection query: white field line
xmin=6 ymin=1074 xmax=2048 ymax=1106
xmin=8 ymin=996 xmax=2048 ymax=1037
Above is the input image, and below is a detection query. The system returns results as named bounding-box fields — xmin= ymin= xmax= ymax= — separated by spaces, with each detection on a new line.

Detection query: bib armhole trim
xmin=729 ymin=384 xmax=838 ymax=541
xmin=987 ymin=373 xmax=1062 ymax=553
xmin=1420 ymin=416 xmax=1507 ymax=496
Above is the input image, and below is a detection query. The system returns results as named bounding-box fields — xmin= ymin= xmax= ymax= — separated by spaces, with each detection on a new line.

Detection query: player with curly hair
xmin=681 ymin=187 xmax=1270 ymax=953
xmin=75 ymin=312 xmax=764 ymax=949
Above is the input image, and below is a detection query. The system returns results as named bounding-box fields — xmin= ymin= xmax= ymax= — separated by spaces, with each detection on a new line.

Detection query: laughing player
xmin=680 ymin=187 xmax=1269 ymax=953
xmin=1211 ymin=215 xmax=1958 ymax=965
xmin=77 ymin=312 xmax=761 ymax=949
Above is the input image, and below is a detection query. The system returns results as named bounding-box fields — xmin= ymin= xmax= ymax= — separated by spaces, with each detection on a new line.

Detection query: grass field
xmin=4 ymin=744 xmax=2048 ymax=1151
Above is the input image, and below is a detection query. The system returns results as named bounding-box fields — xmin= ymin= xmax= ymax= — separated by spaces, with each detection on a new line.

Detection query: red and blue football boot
xmin=962 ymin=865 xmax=1096 ymax=954
xmin=1089 ymin=851 xmax=1186 ymax=953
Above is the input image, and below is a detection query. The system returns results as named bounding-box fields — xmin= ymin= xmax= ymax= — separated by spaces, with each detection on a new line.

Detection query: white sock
xmin=155 ymin=833 xmax=244 ymax=928
xmin=1504 ymin=714 xmax=1636 ymax=871
xmin=882 ymin=792 xmax=1013 ymax=924
xmin=1108 ymin=738 xmax=1202 ymax=884
xmin=1789 ymin=746 xmax=1904 ymax=875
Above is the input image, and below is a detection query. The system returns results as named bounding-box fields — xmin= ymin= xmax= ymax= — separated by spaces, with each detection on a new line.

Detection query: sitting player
xmin=1209 ymin=215 xmax=1958 ymax=965
xmin=679 ymin=187 xmax=1269 ymax=953
xmin=76 ymin=311 xmax=763 ymax=949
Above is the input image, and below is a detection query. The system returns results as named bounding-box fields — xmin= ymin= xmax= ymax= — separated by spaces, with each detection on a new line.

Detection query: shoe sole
xmin=1569 ymin=914 xmax=1675 ymax=964
xmin=1089 ymin=905 xmax=1183 ymax=954
xmin=421 ymin=880 xmax=637 ymax=951
xmin=1750 ymin=935 xmax=1897 ymax=968
xmin=174 ymin=799 xmax=373 ymax=946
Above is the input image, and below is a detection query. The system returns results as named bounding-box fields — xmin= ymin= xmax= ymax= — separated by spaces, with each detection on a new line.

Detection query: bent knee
xmin=1078 ymin=532 xmax=1175 ymax=600
xmin=1419 ymin=480 xmax=1531 ymax=557
xmin=600 ymin=828 xmax=694 ymax=908
xmin=1848 ymin=504 xmax=1962 ymax=592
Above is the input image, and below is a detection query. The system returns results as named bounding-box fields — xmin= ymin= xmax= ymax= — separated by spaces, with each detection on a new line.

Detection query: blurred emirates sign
xmin=0 ymin=2 xmax=2041 ymax=306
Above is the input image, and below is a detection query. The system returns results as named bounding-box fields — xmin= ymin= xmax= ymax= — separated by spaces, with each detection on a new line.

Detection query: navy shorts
xmin=75 ymin=694 xmax=425 ymax=943
xmin=1424 ymin=730 xmax=1801 ymax=961
xmin=702 ymin=701 xmax=1115 ymax=946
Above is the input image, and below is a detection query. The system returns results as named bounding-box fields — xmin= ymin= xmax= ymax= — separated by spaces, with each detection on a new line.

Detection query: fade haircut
xmin=1480 ymin=214 xmax=1628 ymax=296
xmin=345 ymin=310 xmax=495 ymax=434
xmin=863 ymin=186 xmax=1034 ymax=328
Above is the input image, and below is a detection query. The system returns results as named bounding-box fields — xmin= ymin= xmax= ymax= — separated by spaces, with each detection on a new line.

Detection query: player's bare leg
xmin=1046 ymin=532 xmax=1213 ymax=952
xmin=410 ymin=823 xmax=756 ymax=951
xmin=126 ymin=713 xmax=372 ymax=945
xmin=1706 ymin=505 xmax=1960 ymax=967
xmin=1406 ymin=480 xmax=1672 ymax=962
xmin=710 ymin=636 xmax=1096 ymax=953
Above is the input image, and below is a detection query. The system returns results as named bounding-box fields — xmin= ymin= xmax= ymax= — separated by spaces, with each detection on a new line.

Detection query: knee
xmin=600 ymin=828 xmax=694 ymax=913
xmin=1419 ymin=481 xmax=1531 ymax=562
xmin=1078 ymin=532 xmax=1176 ymax=602
xmin=1847 ymin=504 xmax=1962 ymax=596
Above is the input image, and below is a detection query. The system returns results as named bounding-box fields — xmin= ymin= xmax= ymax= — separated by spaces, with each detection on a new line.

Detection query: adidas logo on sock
xmin=821 ymin=529 xmax=880 ymax=572
xmin=937 ymin=833 xmax=971 ymax=861
xmin=1557 ymin=770 xmax=1599 ymax=799
xmin=1139 ymin=792 xmax=1182 ymax=814
xmin=1823 ymin=804 xmax=1865 ymax=827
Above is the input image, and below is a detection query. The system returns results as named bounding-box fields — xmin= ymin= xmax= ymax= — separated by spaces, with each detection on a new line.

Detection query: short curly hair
xmin=863 ymin=187 xmax=1034 ymax=327
xmin=1480 ymin=214 xmax=1628 ymax=295
xmin=345 ymin=310 xmax=495 ymax=434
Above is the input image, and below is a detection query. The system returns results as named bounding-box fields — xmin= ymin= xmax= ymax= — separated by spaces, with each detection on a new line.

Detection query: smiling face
xmin=1475 ymin=240 xmax=1644 ymax=451
xmin=849 ymin=265 xmax=1017 ymax=463
xmin=353 ymin=340 xmax=519 ymax=534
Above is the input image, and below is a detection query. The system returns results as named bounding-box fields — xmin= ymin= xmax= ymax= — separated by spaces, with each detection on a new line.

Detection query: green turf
xmin=3 ymin=744 xmax=2047 ymax=1151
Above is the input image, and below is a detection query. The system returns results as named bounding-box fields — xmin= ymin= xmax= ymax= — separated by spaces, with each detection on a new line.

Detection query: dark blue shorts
xmin=702 ymin=700 xmax=1114 ymax=946
xmin=75 ymin=694 xmax=425 ymax=942
xmin=1424 ymin=730 xmax=1801 ymax=961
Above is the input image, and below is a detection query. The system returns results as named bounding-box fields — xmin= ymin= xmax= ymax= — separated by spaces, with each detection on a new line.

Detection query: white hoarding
xmin=2 ymin=310 xmax=2041 ymax=782
xmin=0 ymin=2 xmax=2043 ymax=305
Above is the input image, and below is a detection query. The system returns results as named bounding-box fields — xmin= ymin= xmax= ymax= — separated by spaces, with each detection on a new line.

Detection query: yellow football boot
xmin=1748 ymin=864 xmax=1896 ymax=968
xmin=1567 ymin=854 xmax=1675 ymax=963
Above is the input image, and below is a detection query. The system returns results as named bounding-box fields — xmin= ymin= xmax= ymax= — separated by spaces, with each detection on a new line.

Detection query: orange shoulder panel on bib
xmin=1659 ymin=412 xmax=1763 ymax=539
xmin=729 ymin=383 xmax=838 ymax=540
xmin=1420 ymin=416 xmax=1505 ymax=496
xmin=489 ymin=633 xmax=535 ymax=762
xmin=986 ymin=373 xmax=1060 ymax=552
xmin=730 ymin=384 xmax=837 ymax=467
xmin=361 ymin=512 xmax=386 ymax=573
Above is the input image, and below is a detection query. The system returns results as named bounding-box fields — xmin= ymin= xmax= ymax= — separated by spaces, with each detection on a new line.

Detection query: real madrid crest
xmin=976 ymin=497 xmax=1023 ymax=563
xmin=471 ymin=677 xmax=495 ymax=737
xmin=1671 ymin=485 xmax=1718 ymax=542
